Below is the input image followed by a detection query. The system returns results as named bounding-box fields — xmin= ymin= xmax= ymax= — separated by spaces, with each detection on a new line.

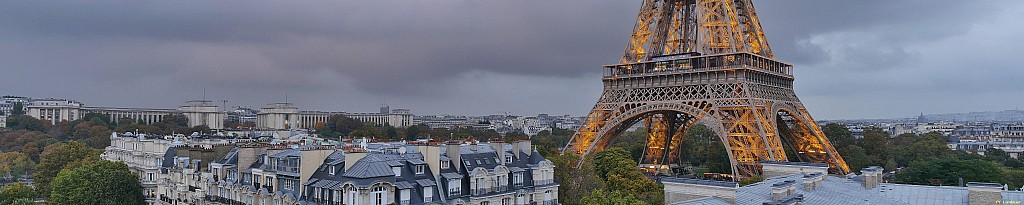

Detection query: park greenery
xmin=1 ymin=111 xmax=202 ymax=203
xmin=822 ymin=123 xmax=1024 ymax=188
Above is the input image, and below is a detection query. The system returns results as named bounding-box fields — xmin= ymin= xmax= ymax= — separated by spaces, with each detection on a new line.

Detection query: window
xmin=283 ymin=179 xmax=293 ymax=191
xmin=332 ymin=190 xmax=343 ymax=203
xmin=329 ymin=165 xmax=336 ymax=175
xmin=505 ymin=155 xmax=512 ymax=164
xmin=423 ymin=186 xmax=432 ymax=202
xmin=393 ymin=167 xmax=402 ymax=176
xmin=348 ymin=189 xmax=358 ymax=205
xmin=415 ymin=165 xmax=425 ymax=175
xmin=400 ymin=189 xmax=410 ymax=205
xmin=147 ymin=173 xmax=154 ymax=181
xmin=372 ymin=186 xmax=388 ymax=205
xmin=441 ymin=160 xmax=449 ymax=169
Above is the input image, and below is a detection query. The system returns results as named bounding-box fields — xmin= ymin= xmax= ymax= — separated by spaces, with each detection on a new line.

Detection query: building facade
xmin=102 ymin=132 xmax=559 ymax=205
xmin=25 ymin=98 xmax=225 ymax=129
xmin=256 ymin=103 xmax=414 ymax=130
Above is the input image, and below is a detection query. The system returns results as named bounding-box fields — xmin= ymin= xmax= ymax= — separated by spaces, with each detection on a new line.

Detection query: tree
xmin=4 ymin=115 xmax=51 ymax=132
xmin=49 ymin=160 xmax=145 ymax=205
xmin=822 ymin=123 xmax=856 ymax=150
xmin=550 ymin=153 xmax=604 ymax=205
xmin=894 ymin=158 xmax=1004 ymax=186
xmin=10 ymin=102 xmax=23 ymax=115
xmin=680 ymin=124 xmax=719 ymax=167
xmin=592 ymin=148 xmax=663 ymax=205
xmin=317 ymin=115 xmax=363 ymax=138
xmin=839 ymin=145 xmax=870 ymax=172
xmin=81 ymin=113 xmax=112 ymax=128
xmin=32 ymin=142 xmax=99 ymax=195
xmin=580 ymin=189 xmax=647 ymax=205
xmin=0 ymin=152 xmax=36 ymax=181
xmin=0 ymin=182 xmax=35 ymax=204
xmin=861 ymin=127 xmax=890 ymax=167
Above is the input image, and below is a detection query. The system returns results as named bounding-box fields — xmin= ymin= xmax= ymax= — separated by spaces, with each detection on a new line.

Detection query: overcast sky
xmin=2 ymin=1 xmax=1022 ymax=120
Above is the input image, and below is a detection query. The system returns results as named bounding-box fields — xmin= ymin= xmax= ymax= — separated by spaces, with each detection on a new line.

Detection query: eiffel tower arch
xmin=563 ymin=0 xmax=850 ymax=178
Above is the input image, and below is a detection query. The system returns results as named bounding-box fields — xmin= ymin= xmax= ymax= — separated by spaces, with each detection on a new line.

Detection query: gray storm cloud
xmin=1 ymin=0 xmax=1022 ymax=119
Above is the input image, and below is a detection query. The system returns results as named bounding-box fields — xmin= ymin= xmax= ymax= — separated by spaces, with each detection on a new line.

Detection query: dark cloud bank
xmin=1 ymin=1 xmax=1022 ymax=119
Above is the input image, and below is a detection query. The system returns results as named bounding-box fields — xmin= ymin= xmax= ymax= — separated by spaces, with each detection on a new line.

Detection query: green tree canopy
xmin=4 ymin=115 xmax=51 ymax=132
xmin=894 ymin=158 xmax=1004 ymax=186
xmin=32 ymin=141 xmax=99 ymax=195
xmin=839 ymin=145 xmax=870 ymax=172
xmin=592 ymin=148 xmax=663 ymax=204
xmin=580 ymin=189 xmax=647 ymax=205
xmin=0 ymin=152 xmax=36 ymax=181
xmin=49 ymin=160 xmax=145 ymax=205
xmin=10 ymin=102 xmax=24 ymax=115
xmin=316 ymin=115 xmax=364 ymax=138
xmin=0 ymin=182 xmax=35 ymax=205
xmin=861 ymin=127 xmax=890 ymax=167
xmin=822 ymin=123 xmax=856 ymax=150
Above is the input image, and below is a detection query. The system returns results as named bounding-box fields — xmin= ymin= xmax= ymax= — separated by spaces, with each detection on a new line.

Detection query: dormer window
xmin=506 ymin=155 xmax=513 ymax=164
xmin=393 ymin=166 xmax=402 ymax=176
xmin=441 ymin=160 xmax=449 ymax=169
xmin=415 ymin=165 xmax=425 ymax=175
xmin=329 ymin=165 xmax=336 ymax=175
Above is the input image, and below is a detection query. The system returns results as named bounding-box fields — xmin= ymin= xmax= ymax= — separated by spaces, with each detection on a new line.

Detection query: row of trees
xmin=313 ymin=115 xmax=512 ymax=141
xmin=822 ymin=123 xmax=1024 ymax=188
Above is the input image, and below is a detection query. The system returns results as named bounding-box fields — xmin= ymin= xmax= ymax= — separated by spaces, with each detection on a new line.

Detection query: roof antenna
xmin=203 ymin=89 xmax=207 ymax=101
xmin=285 ymin=92 xmax=289 ymax=103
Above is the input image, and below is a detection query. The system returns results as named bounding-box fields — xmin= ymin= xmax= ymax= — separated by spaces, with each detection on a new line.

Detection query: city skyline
xmin=2 ymin=1 xmax=1023 ymax=119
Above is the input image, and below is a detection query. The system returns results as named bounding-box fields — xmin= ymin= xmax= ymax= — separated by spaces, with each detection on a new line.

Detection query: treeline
xmin=823 ymin=123 xmax=1024 ymax=188
xmin=313 ymin=115 xmax=516 ymax=141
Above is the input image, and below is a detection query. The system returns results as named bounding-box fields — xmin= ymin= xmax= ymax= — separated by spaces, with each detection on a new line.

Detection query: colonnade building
xmin=256 ymin=103 xmax=414 ymax=130
xmin=23 ymin=98 xmax=413 ymax=132
xmin=26 ymin=99 xmax=224 ymax=129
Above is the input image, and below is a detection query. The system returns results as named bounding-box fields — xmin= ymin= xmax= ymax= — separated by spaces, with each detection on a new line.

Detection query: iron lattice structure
xmin=563 ymin=0 xmax=850 ymax=177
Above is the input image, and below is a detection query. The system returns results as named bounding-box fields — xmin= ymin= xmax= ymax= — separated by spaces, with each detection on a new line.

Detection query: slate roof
xmin=662 ymin=177 xmax=738 ymax=188
xmin=735 ymin=174 xmax=903 ymax=205
xmin=269 ymin=149 xmax=300 ymax=158
xmin=416 ymin=179 xmax=435 ymax=187
xmin=670 ymin=196 xmax=734 ymax=205
xmin=874 ymin=183 xmax=967 ymax=204
xmin=395 ymin=181 xmax=414 ymax=189
xmin=161 ymin=147 xmax=177 ymax=168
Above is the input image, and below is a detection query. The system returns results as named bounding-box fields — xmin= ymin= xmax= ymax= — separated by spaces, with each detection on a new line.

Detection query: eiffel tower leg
xmin=775 ymin=106 xmax=851 ymax=174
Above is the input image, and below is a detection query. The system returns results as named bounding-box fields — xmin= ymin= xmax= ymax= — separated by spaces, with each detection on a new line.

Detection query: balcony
xmin=400 ymin=200 xmax=410 ymax=205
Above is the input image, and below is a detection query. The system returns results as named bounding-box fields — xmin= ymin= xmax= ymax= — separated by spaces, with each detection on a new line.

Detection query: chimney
xmin=512 ymin=139 xmax=531 ymax=159
xmin=771 ymin=180 xmax=797 ymax=201
xmin=469 ymin=140 xmax=478 ymax=152
xmin=414 ymin=142 xmax=442 ymax=178
xmin=967 ymin=182 xmax=1003 ymax=205
xmin=802 ymin=173 xmax=824 ymax=191
xmin=490 ymin=140 xmax=506 ymax=165
xmin=861 ymin=166 xmax=884 ymax=189
xmin=446 ymin=141 xmax=462 ymax=170
xmin=344 ymin=151 xmax=367 ymax=171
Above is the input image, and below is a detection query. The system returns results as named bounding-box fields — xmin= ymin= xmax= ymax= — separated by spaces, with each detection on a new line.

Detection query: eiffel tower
xmin=563 ymin=0 xmax=850 ymax=177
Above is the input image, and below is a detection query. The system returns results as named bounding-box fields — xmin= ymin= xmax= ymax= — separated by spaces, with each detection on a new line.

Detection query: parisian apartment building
xmin=102 ymin=132 xmax=559 ymax=205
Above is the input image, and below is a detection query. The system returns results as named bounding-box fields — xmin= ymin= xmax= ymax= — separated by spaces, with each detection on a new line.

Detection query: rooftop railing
xmin=603 ymin=52 xmax=793 ymax=79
